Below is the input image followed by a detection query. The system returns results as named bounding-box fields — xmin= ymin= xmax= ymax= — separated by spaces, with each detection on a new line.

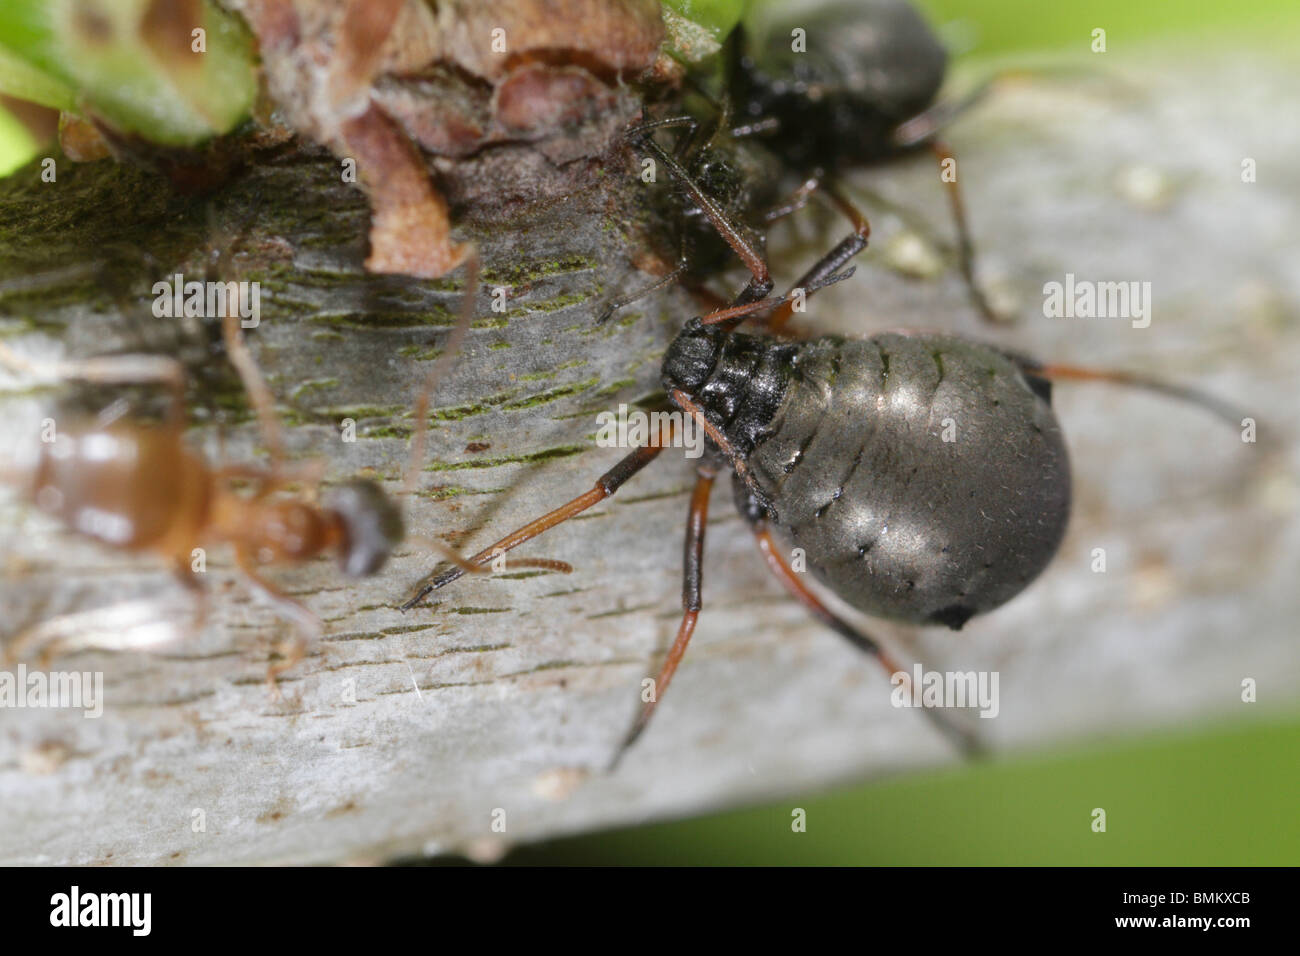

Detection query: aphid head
xmin=328 ymin=479 xmax=404 ymax=577
xmin=661 ymin=318 xmax=726 ymax=395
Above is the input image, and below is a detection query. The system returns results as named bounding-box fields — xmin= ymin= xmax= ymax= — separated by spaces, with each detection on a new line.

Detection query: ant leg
xmin=752 ymin=522 xmax=984 ymax=758
xmin=222 ymin=312 xmax=287 ymax=470
xmin=2 ymin=595 xmax=198 ymax=669
xmin=212 ymin=460 xmax=324 ymax=505
xmin=1013 ymin=358 xmax=1249 ymax=428
xmin=766 ymin=182 xmax=873 ymax=335
xmin=403 ymin=249 xmax=479 ymax=494
xmin=610 ymin=465 xmax=717 ymax=768
xmin=929 ymin=140 xmax=998 ymax=324
xmin=233 ymin=544 xmax=320 ymax=692
xmin=400 ymin=418 xmax=676 ymax=609
xmin=0 ymin=342 xmax=186 ymax=423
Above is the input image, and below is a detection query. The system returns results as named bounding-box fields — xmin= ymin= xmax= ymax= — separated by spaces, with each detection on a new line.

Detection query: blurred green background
xmin=1 ymin=1 xmax=1295 ymax=865
xmin=507 ymin=718 xmax=1300 ymax=865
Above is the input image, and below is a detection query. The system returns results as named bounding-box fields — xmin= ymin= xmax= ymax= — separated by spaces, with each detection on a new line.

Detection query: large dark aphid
xmin=664 ymin=322 xmax=1070 ymax=631
xmin=403 ymin=210 xmax=1240 ymax=765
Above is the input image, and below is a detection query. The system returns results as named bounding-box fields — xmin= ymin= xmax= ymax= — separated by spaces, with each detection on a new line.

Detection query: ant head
xmin=662 ymin=318 xmax=726 ymax=395
xmin=328 ymin=479 xmax=404 ymax=577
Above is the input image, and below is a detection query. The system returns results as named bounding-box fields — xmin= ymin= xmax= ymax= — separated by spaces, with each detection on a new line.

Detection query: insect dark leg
xmin=881 ymin=85 xmax=1002 ymax=323
xmin=1018 ymin=359 xmax=1249 ymax=427
xmin=400 ymin=419 xmax=675 ymax=609
xmin=760 ymin=176 xmax=821 ymax=224
xmin=696 ymin=264 xmax=859 ymax=330
xmin=751 ymin=523 xmax=984 ymax=758
xmin=767 ymin=182 xmax=873 ymax=335
xmin=611 ymin=465 xmax=717 ymax=767
xmin=635 ymin=134 xmax=774 ymax=302
xmin=596 ymin=252 xmax=690 ymax=324
xmin=929 ymin=139 xmax=998 ymax=324
xmin=597 ymin=118 xmax=711 ymax=323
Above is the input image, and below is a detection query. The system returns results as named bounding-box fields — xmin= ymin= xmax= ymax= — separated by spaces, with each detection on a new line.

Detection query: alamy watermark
xmin=891 ymin=665 xmax=999 ymax=719
xmin=152 ymin=273 xmax=260 ymax=328
xmin=595 ymin=404 xmax=704 ymax=458
xmin=0 ymin=664 xmax=103 ymax=718
xmin=1043 ymin=273 xmax=1151 ymax=328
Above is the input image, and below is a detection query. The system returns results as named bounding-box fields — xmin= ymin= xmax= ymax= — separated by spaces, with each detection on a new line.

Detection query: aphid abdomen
xmin=733 ymin=0 xmax=948 ymax=167
xmin=741 ymin=332 xmax=1071 ymax=629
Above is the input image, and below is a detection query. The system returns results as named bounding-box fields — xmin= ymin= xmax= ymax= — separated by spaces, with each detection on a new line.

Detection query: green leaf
xmin=0 ymin=0 xmax=256 ymax=147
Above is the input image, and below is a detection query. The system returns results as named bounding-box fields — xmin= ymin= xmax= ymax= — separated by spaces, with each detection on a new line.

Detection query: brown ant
xmin=0 ymin=251 xmax=569 ymax=685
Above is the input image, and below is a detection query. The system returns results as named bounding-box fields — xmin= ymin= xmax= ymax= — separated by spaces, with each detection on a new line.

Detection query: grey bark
xmin=0 ymin=46 xmax=1297 ymax=864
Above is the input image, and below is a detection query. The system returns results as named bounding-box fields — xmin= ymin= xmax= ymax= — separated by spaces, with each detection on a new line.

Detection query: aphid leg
xmin=600 ymin=117 xmax=711 ymax=324
xmin=610 ymin=113 xmax=777 ymax=322
xmin=892 ymin=80 xmax=995 ymax=150
xmin=624 ymin=115 xmax=701 ymax=147
xmin=761 ymin=176 xmax=821 ymax=225
xmin=405 ymin=534 xmax=573 ymax=578
xmin=698 ymin=238 xmax=864 ymax=332
xmin=596 ymin=248 xmax=690 ymax=324
xmin=400 ymin=417 xmax=676 ymax=609
xmin=668 ymin=388 xmax=766 ymax=510
xmin=635 ymin=134 xmax=774 ymax=303
xmin=929 ymin=140 xmax=998 ymax=324
xmin=885 ymin=86 xmax=1001 ymax=323
xmin=396 ymin=251 xmax=575 ymax=595
xmin=233 ymin=544 xmax=320 ymax=694
xmin=752 ymin=523 xmax=984 ymax=758
xmin=1014 ymin=359 xmax=1249 ymax=428
xmin=610 ymin=465 xmax=717 ymax=768
xmin=766 ymin=182 xmax=873 ymax=335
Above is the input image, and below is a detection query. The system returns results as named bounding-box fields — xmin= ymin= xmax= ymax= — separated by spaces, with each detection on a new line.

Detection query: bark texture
xmin=0 ymin=46 xmax=1297 ymax=864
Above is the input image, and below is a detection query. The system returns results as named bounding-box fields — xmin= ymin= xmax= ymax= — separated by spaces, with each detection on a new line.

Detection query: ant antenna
xmin=204 ymin=203 xmax=289 ymax=469
xmin=403 ymin=249 xmax=480 ymax=496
